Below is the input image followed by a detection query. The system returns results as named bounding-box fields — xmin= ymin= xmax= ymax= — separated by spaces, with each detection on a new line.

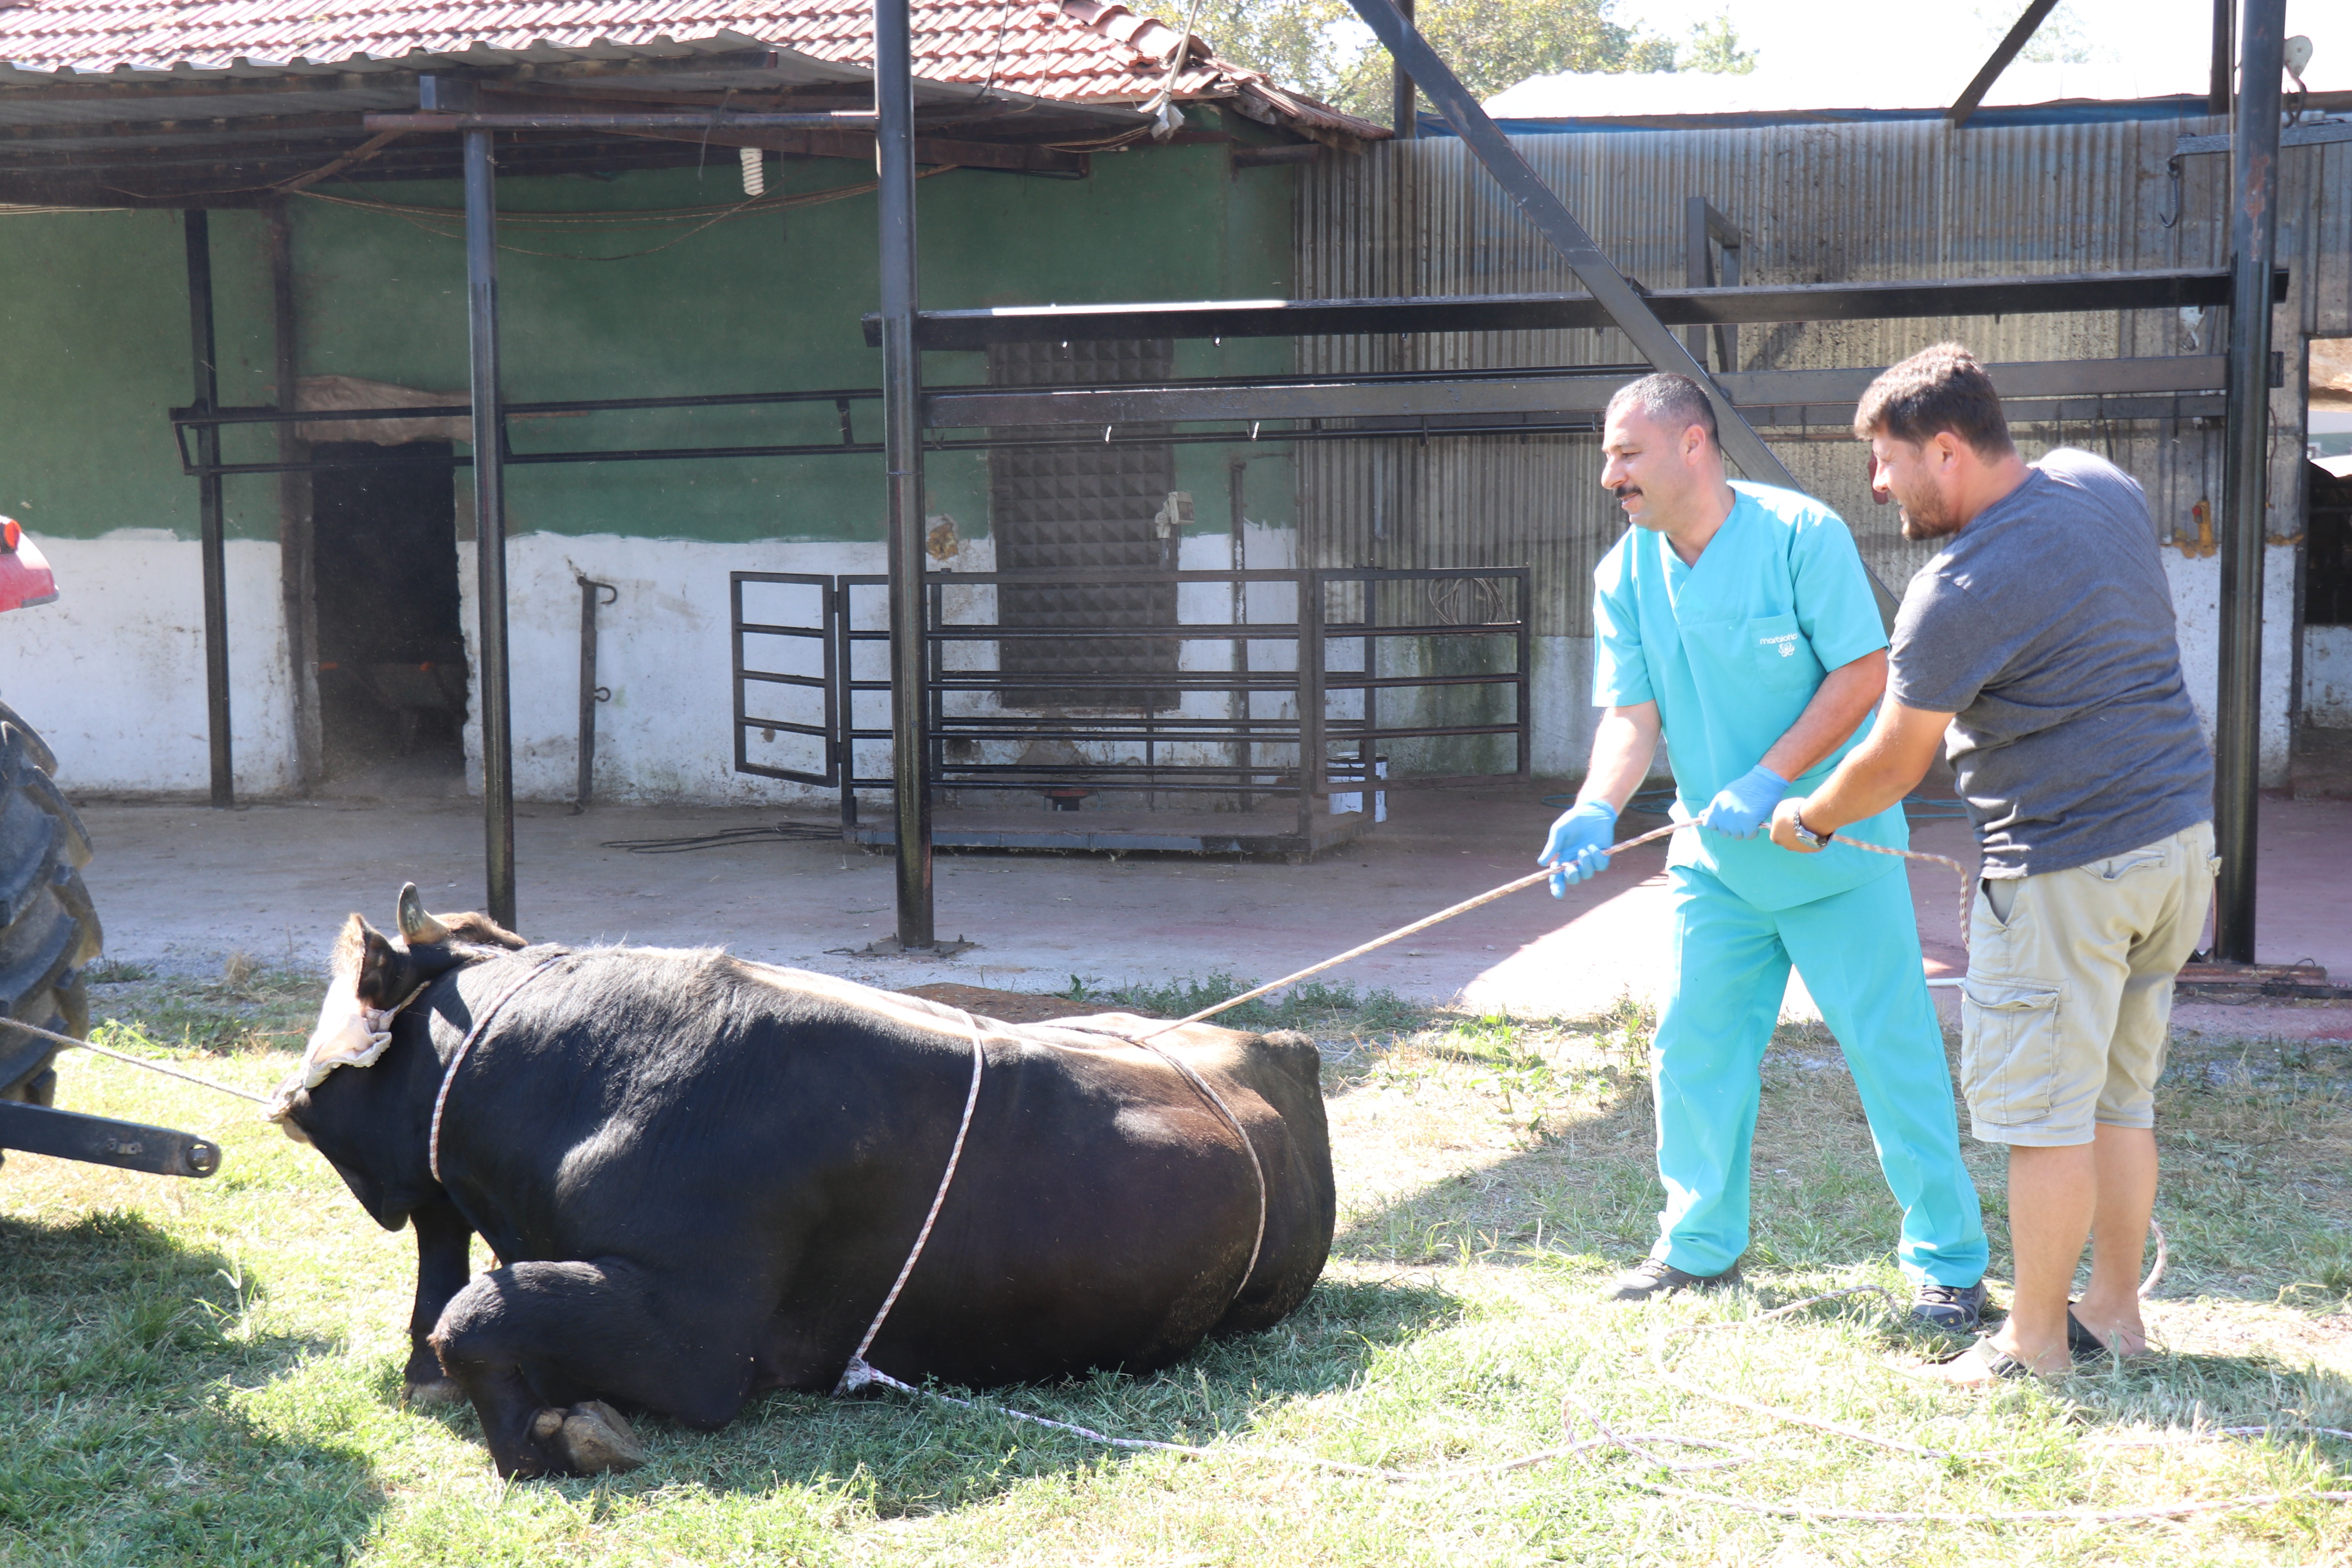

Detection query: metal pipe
xmin=876 ymin=0 xmax=933 ymax=949
xmin=465 ymin=128 xmax=517 ymax=930
xmin=2213 ymin=0 xmax=2284 ymax=964
xmin=366 ymin=112 xmax=880 ymax=131
xmin=1390 ymin=0 xmax=1416 ymax=138
xmin=573 ymin=575 xmax=615 ymax=813
xmin=183 ymin=209 xmax=234 ymax=810
xmin=2210 ymin=0 xmax=2234 ymax=117
xmin=267 ymin=201 xmax=322 ymax=791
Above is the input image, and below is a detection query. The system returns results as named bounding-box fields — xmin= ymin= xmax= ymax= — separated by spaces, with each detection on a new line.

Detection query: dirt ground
xmin=73 ymin=782 xmax=2352 ymax=1040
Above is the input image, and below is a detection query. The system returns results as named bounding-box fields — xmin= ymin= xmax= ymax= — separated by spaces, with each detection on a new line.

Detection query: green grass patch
xmin=6 ymin=976 xmax=2352 ymax=1562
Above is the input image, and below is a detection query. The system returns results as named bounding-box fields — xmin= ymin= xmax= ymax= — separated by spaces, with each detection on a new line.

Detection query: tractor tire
xmin=0 ymin=697 xmax=100 ymax=1109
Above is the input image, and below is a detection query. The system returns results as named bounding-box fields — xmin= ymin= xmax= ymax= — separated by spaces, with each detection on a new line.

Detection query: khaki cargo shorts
xmin=1960 ymin=820 xmax=2219 ymax=1147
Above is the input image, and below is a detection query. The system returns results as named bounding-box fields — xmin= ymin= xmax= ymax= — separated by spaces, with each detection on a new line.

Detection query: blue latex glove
xmin=1539 ymin=800 xmax=1618 ymax=897
xmin=1703 ymin=762 xmax=1789 ymax=839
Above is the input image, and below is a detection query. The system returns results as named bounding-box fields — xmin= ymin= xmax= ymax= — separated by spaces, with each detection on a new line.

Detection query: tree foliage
xmin=1680 ymin=8 xmax=1756 ymax=75
xmin=1193 ymin=0 xmax=1753 ymax=119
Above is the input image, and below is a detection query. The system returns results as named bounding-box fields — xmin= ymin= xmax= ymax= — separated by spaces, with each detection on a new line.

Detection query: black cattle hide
xmin=277 ymin=933 xmax=1335 ymax=1478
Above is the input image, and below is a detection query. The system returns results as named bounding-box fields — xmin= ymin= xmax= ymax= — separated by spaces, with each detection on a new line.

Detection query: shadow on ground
xmin=0 ymin=1209 xmax=383 ymax=1566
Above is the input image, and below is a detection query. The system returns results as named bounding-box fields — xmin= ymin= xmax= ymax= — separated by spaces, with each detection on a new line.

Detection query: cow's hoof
xmin=530 ymin=1400 xmax=647 ymax=1475
xmin=404 ymin=1376 xmax=463 ymax=1407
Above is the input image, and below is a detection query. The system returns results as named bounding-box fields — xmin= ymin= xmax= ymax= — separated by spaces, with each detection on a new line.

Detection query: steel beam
xmin=885 ymin=268 xmax=2283 ymax=349
xmin=1948 ymin=0 xmax=2062 ymax=128
xmin=1684 ymin=198 xmax=1741 ymax=371
xmin=1338 ymin=0 xmax=1797 ymax=492
xmin=0 ymin=1100 xmax=220 ymax=1179
xmin=365 ymin=112 xmax=879 ymax=130
xmin=462 ymin=122 xmax=517 ymax=931
xmin=876 ymin=0 xmax=934 ymax=951
xmin=927 ymin=356 xmax=2230 ymax=427
xmin=182 ymin=210 xmax=234 ymax=810
xmin=2213 ymin=0 xmax=2285 ymax=964
xmin=2174 ymin=119 xmax=2352 ymax=157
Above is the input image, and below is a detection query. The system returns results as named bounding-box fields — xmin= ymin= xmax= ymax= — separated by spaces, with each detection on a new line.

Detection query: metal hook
xmin=2156 ymin=154 xmax=2185 ymax=230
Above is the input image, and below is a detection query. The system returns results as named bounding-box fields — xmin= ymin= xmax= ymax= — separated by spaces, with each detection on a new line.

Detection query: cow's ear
xmin=354 ymin=922 xmax=408 ymax=1009
xmin=331 ymin=912 xmax=370 ymax=978
xmin=397 ymin=882 xmax=452 ymax=945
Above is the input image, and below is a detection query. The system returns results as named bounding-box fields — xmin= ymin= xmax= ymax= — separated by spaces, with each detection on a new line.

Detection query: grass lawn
xmin=5 ymin=963 xmax=2352 ymax=1564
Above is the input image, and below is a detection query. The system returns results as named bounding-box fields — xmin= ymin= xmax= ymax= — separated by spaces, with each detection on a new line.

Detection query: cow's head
xmin=266 ymin=883 xmax=527 ymax=1130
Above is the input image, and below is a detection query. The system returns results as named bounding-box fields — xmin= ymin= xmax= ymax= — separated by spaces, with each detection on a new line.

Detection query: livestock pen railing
xmin=731 ymin=565 xmax=1531 ymax=841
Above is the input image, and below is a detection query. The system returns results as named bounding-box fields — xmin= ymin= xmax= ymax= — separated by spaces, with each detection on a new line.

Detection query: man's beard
xmin=1897 ymin=488 xmax=1965 ymax=541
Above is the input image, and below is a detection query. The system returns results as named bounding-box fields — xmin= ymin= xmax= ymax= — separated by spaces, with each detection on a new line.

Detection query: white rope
xmin=427 ymin=955 xmax=568 ymax=1185
xmin=0 ymin=1014 xmax=271 ymax=1105
xmin=836 ymin=1010 xmax=988 ymax=1396
xmin=849 ymin=1279 xmax=2352 ymax=1520
xmin=1121 ymin=1031 xmax=1269 ymax=1295
xmin=1132 ymin=814 xmax=1975 ymax=1042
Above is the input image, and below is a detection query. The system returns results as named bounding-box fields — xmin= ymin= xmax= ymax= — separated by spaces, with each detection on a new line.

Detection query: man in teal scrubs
xmin=1539 ymin=373 xmax=1987 ymax=1325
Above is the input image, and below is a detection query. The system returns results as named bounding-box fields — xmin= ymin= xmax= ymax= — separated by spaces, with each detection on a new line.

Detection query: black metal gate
xmin=731 ymin=564 xmax=1532 ymax=846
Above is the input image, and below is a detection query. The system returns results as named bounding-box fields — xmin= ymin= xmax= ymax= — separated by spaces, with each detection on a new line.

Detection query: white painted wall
xmin=457 ymin=533 xmax=886 ymax=806
xmin=8 ymin=525 xmax=2294 ymax=803
xmin=2163 ymin=542 xmax=2299 ymax=786
xmin=1531 ymin=635 xmax=1597 ymax=777
xmin=0 ymin=532 xmax=297 ymax=796
xmin=2307 ymin=624 xmax=2352 ymax=728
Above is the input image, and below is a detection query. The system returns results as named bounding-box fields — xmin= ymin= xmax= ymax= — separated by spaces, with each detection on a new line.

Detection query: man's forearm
xmin=1757 ymin=650 xmax=1886 ymax=784
xmin=1791 ymin=697 xmax=1951 ymax=834
xmin=1579 ymin=705 xmax=1660 ymax=815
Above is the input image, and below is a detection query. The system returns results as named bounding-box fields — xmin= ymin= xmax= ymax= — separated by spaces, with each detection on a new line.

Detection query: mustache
xmin=1613 ymin=485 xmax=1642 ymax=500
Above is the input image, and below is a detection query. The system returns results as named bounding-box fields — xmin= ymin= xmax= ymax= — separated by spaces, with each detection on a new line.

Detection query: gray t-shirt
xmin=1888 ymin=448 xmax=2212 ymax=877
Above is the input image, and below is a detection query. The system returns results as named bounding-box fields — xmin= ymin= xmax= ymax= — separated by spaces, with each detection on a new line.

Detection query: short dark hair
xmin=1854 ymin=343 xmax=2014 ymax=455
xmin=1606 ymin=372 xmax=1717 ymax=449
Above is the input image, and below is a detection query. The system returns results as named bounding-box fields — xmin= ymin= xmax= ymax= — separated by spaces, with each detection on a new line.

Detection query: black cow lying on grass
xmin=268 ymin=887 xmax=1336 ymax=1478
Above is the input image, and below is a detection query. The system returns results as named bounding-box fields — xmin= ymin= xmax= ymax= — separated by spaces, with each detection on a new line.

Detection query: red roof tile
xmin=0 ymin=0 xmax=1383 ymax=140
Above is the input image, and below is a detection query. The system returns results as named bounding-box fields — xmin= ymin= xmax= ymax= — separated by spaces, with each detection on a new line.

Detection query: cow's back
xmin=428 ymin=949 xmax=1327 ymax=1390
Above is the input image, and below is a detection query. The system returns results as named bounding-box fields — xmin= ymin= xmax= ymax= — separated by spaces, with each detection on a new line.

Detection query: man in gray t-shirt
xmin=1890 ymin=445 xmax=2211 ymax=875
xmin=1765 ymin=344 xmax=2216 ymax=1387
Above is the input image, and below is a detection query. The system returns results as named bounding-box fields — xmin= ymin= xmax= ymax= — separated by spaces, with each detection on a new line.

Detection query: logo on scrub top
xmin=1759 ymin=632 xmax=1798 ymax=658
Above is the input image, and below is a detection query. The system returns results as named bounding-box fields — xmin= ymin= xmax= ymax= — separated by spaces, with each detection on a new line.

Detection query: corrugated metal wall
xmin=1294 ymin=114 xmax=2349 ymax=641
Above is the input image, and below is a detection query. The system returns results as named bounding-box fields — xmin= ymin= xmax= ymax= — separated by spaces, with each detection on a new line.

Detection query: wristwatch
xmin=1790 ymin=811 xmax=1835 ymax=849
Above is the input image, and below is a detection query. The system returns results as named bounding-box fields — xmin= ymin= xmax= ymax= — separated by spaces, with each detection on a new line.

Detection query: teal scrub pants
xmin=1649 ymin=861 xmax=1988 ymax=1286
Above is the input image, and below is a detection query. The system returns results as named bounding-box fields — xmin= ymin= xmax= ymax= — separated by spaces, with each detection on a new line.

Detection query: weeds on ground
xmin=1058 ymin=970 xmax=1422 ymax=1034
xmin=82 ymin=955 xmax=318 ymax=1058
xmin=7 ymin=979 xmax=2352 ymax=1564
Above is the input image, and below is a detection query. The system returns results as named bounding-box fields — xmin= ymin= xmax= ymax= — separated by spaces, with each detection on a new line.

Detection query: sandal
xmin=1920 ymin=1339 xmax=2038 ymax=1385
xmin=2066 ymin=1309 xmax=2109 ymax=1363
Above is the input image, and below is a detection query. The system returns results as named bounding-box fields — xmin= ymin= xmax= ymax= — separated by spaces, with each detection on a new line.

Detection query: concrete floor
xmin=76 ymin=780 xmax=2352 ymax=1040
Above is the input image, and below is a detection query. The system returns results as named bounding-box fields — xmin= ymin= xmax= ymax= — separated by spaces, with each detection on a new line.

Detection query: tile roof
xmin=0 ymin=0 xmax=1381 ymax=140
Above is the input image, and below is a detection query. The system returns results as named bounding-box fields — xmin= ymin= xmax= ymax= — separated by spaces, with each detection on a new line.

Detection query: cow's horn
xmin=397 ymin=882 xmax=450 ymax=944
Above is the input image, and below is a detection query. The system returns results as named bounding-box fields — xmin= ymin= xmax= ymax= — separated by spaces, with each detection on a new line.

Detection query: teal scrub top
xmin=1592 ymin=481 xmax=1909 ymax=912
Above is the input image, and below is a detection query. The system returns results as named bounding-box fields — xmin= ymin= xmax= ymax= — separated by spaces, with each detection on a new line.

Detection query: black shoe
xmin=1912 ymin=1279 xmax=1988 ymax=1332
xmin=1602 ymin=1256 xmax=1742 ymax=1303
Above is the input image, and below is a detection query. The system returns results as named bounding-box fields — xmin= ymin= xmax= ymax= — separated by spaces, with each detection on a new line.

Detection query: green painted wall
xmin=0 ymin=108 xmax=1298 ymax=546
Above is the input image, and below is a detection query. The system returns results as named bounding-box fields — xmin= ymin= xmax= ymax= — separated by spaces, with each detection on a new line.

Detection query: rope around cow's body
xmin=840 ymin=1006 xmax=1274 ymax=1398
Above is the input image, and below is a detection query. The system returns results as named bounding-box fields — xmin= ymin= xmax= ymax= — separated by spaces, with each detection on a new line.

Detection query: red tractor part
xmin=0 ymin=517 xmax=58 ymax=613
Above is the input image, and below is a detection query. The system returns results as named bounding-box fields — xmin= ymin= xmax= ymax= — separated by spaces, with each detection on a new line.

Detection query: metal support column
xmin=183 ymin=210 xmax=234 ymax=809
xmin=1389 ymin=0 xmax=1416 ymax=138
xmin=876 ymin=0 xmax=934 ymax=949
xmin=2210 ymin=0 xmax=2234 ymax=117
xmin=2213 ymin=0 xmax=2284 ymax=963
xmin=463 ymin=127 xmax=517 ymax=930
xmin=267 ymin=201 xmax=322 ymax=790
